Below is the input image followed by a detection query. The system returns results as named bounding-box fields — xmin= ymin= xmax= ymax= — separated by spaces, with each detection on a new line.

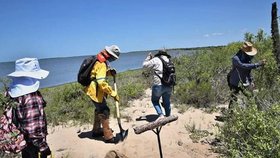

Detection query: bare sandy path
xmin=47 ymin=89 xmax=220 ymax=158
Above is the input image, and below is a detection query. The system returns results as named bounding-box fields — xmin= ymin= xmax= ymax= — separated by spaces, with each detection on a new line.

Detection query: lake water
xmin=0 ymin=50 xmax=192 ymax=88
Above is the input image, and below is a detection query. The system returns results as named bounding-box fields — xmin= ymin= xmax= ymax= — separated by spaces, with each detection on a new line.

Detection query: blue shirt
xmin=229 ymin=50 xmax=260 ymax=87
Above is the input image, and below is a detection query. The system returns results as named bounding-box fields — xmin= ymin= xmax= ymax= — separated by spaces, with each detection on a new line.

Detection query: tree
xmin=256 ymin=28 xmax=266 ymax=42
xmin=271 ymin=2 xmax=280 ymax=71
xmin=244 ymin=32 xmax=254 ymax=42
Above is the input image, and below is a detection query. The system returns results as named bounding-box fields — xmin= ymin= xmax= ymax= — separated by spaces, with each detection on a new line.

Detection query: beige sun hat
xmin=105 ymin=45 xmax=121 ymax=59
xmin=242 ymin=41 xmax=257 ymax=56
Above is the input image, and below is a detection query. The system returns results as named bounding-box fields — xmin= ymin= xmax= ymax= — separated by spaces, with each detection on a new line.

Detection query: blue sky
xmin=0 ymin=0 xmax=277 ymax=62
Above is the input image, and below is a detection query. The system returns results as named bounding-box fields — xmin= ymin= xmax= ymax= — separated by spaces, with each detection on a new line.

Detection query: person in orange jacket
xmin=85 ymin=45 xmax=120 ymax=143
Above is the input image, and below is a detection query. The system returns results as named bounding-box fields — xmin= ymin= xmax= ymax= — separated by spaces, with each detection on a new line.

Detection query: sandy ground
xmin=47 ymin=89 xmax=221 ymax=158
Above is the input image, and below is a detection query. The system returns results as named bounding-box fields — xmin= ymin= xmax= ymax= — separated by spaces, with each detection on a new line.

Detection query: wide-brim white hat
xmin=8 ymin=58 xmax=49 ymax=79
xmin=8 ymin=77 xmax=40 ymax=98
xmin=105 ymin=45 xmax=120 ymax=59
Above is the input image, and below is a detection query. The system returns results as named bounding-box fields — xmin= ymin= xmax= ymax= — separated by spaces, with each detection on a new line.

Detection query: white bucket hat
xmin=8 ymin=77 xmax=40 ymax=98
xmin=8 ymin=58 xmax=49 ymax=79
xmin=105 ymin=45 xmax=121 ymax=59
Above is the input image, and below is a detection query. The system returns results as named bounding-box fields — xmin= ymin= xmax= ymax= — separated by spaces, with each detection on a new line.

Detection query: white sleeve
xmin=143 ymin=56 xmax=157 ymax=68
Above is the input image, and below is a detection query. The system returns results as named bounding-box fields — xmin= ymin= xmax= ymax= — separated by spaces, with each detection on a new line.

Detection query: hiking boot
xmin=155 ymin=114 xmax=165 ymax=122
xmin=99 ymin=114 xmax=114 ymax=141
xmin=93 ymin=111 xmax=101 ymax=131
xmin=104 ymin=137 xmax=118 ymax=144
xmin=92 ymin=128 xmax=114 ymax=138
xmin=92 ymin=131 xmax=104 ymax=137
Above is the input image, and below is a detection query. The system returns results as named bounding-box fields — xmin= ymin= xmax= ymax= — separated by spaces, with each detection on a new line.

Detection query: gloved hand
xmin=259 ymin=59 xmax=266 ymax=66
xmin=107 ymin=68 xmax=117 ymax=76
xmin=250 ymin=82 xmax=255 ymax=88
xmin=112 ymin=94 xmax=120 ymax=102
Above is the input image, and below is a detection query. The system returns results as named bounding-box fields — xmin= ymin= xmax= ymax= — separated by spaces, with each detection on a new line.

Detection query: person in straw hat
xmin=7 ymin=58 xmax=52 ymax=158
xmin=227 ymin=41 xmax=266 ymax=108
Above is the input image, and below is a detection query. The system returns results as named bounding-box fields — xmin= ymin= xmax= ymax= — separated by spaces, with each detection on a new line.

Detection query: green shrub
xmin=0 ymin=152 xmax=20 ymax=158
xmin=173 ymin=45 xmax=237 ymax=107
xmin=41 ymin=83 xmax=93 ymax=125
xmin=0 ymin=78 xmax=13 ymax=115
xmin=174 ymin=80 xmax=214 ymax=108
xmin=116 ymin=69 xmax=149 ymax=107
xmin=219 ymin=103 xmax=280 ymax=157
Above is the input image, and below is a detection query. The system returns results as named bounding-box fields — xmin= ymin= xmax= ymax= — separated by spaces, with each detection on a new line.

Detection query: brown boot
xmin=99 ymin=114 xmax=115 ymax=143
xmin=92 ymin=111 xmax=103 ymax=137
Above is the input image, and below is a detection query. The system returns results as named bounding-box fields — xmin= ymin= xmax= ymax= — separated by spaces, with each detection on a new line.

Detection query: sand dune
xmin=47 ymin=89 xmax=220 ymax=158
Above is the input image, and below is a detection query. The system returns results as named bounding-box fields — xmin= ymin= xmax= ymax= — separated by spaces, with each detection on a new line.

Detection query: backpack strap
xmin=154 ymin=56 xmax=165 ymax=79
xmin=154 ymin=56 xmax=171 ymax=86
xmin=155 ymin=56 xmax=175 ymax=89
xmin=92 ymin=60 xmax=110 ymax=97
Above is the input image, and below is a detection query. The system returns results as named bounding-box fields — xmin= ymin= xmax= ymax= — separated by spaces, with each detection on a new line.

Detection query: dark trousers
xmin=92 ymin=99 xmax=110 ymax=117
xmin=22 ymin=143 xmax=41 ymax=158
xmin=228 ymin=84 xmax=245 ymax=109
xmin=22 ymin=140 xmax=51 ymax=158
xmin=228 ymin=85 xmax=251 ymax=109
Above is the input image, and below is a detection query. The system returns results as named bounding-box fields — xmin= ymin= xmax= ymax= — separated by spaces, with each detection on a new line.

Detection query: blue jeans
xmin=151 ymin=85 xmax=172 ymax=116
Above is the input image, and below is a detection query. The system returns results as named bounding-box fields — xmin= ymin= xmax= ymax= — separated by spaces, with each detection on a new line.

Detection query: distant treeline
xmin=127 ymin=45 xmax=225 ymax=54
xmin=166 ymin=45 xmax=225 ymax=51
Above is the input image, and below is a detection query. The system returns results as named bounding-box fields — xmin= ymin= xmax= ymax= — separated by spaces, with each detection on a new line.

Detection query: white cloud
xmin=212 ymin=33 xmax=224 ymax=36
xmin=204 ymin=34 xmax=210 ymax=37
xmin=203 ymin=32 xmax=224 ymax=38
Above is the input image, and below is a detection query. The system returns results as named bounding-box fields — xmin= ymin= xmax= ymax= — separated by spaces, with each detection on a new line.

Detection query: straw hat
xmin=105 ymin=45 xmax=121 ymax=59
xmin=242 ymin=41 xmax=257 ymax=56
xmin=8 ymin=58 xmax=49 ymax=79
